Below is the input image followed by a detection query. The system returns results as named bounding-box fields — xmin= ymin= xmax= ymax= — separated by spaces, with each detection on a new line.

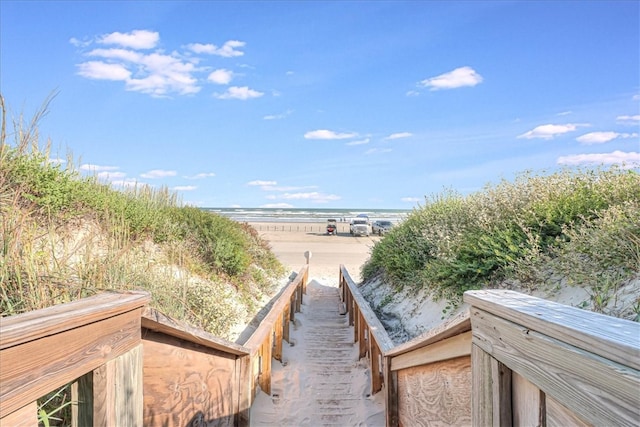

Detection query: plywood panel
xmin=142 ymin=330 xmax=237 ymax=427
xmin=398 ymin=356 xmax=471 ymax=427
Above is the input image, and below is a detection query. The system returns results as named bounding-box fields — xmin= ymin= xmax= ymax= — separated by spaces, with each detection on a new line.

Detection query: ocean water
xmin=203 ymin=207 xmax=412 ymax=223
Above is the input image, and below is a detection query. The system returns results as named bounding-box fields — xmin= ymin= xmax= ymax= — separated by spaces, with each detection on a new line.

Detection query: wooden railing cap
xmin=0 ymin=291 xmax=150 ymax=350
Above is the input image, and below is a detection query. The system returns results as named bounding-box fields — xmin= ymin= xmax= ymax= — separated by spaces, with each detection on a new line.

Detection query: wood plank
xmin=398 ymin=356 xmax=471 ymax=426
xmin=370 ymin=335 xmax=382 ymax=394
xmin=472 ymin=344 xmax=493 ymax=427
xmin=391 ymin=331 xmax=471 ymax=371
xmin=142 ymin=330 xmax=237 ymax=426
xmin=0 ymin=291 xmax=149 ymax=350
xmin=0 ymin=309 xmax=141 ymax=419
xmin=384 ymin=357 xmax=399 ymax=427
xmin=387 ymin=311 xmax=471 ymax=357
xmin=92 ymin=344 xmax=143 ymax=427
xmin=491 ymin=356 xmax=512 ymax=427
xmin=547 ymin=395 xmax=591 ymax=427
xmin=340 ymin=266 xmax=395 ymax=353
xmin=282 ymin=305 xmax=291 ymax=343
xmin=512 ymin=372 xmax=545 ymax=427
xmin=471 ymin=307 xmax=640 ymax=426
xmin=273 ymin=316 xmax=283 ymax=362
xmin=0 ymin=401 xmax=36 ymax=427
xmin=464 ymin=289 xmax=640 ymax=370
xmin=358 ymin=313 xmax=367 ymax=359
xmin=236 ymin=355 xmax=252 ymax=427
xmin=142 ymin=307 xmax=249 ymax=356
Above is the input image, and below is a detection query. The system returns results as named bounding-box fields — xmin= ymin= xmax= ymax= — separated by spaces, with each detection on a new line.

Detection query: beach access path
xmin=248 ymin=222 xmax=385 ymax=426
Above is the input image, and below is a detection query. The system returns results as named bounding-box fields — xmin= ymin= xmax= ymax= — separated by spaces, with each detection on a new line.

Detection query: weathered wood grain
xmin=490 ymin=356 xmax=512 ymax=427
xmin=546 ymin=395 xmax=591 ymax=427
xmin=142 ymin=330 xmax=238 ymax=427
xmin=0 ymin=401 xmax=36 ymax=427
xmin=472 ymin=344 xmax=493 ymax=427
xmin=512 ymin=372 xmax=544 ymax=427
xmin=1 ymin=308 xmax=142 ymax=419
xmin=0 ymin=291 xmax=149 ymax=350
xmin=391 ymin=331 xmax=471 ymax=371
xmin=471 ymin=307 xmax=640 ymax=426
xmin=464 ymin=289 xmax=640 ymax=370
xmin=397 ymin=356 xmax=471 ymax=427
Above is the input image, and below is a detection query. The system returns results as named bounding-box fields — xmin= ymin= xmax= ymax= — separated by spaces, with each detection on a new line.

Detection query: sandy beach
xmin=249 ymin=221 xmax=381 ymax=284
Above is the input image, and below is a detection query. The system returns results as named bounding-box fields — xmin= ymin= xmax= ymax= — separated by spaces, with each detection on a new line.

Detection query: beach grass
xmin=362 ymin=167 xmax=640 ymax=319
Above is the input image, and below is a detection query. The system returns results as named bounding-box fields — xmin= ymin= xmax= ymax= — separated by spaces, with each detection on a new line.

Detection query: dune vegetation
xmin=363 ymin=167 xmax=640 ymax=321
xmin=0 ymin=96 xmax=286 ymax=339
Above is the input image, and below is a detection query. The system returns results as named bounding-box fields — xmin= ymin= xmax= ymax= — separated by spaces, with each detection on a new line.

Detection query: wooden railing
xmin=3 ymin=263 xmax=637 ymax=427
xmin=339 ymin=266 xmax=396 ymax=424
xmin=465 ymin=289 xmax=640 ymax=426
xmin=340 ymin=265 xmax=640 ymax=427
xmin=0 ymin=265 xmax=308 ymax=427
xmin=0 ymin=291 xmax=150 ymax=426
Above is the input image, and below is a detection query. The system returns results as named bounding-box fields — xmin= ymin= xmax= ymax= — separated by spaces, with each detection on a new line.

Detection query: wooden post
xmin=75 ymin=344 xmax=143 ymax=427
xmin=353 ymin=305 xmax=360 ymax=343
xmin=359 ymin=320 xmax=368 ymax=359
xmin=370 ymin=337 xmax=382 ymax=394
xmin=384 ymin=357 xmax=399 ymax=427
xmin=274 ymin=316 xmax=283 ymax=362
xmin=283 ymin=305 xmax=291 ymax=343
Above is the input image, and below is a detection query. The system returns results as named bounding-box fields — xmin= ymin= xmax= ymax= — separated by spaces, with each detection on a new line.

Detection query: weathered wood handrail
xmin=0 ymin=291 xmax=150 ymax=425
xmin=242 ymin=264 xmax=308 ymax=415
xmin=465 ymin=289 xmax=640 ymax=426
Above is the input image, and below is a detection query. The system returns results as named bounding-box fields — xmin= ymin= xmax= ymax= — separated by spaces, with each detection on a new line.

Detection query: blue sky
xmin=1 ymin=1 xmax=639 ymax=209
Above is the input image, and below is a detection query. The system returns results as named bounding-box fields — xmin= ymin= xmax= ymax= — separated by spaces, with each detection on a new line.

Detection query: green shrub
xmin=363 ymin=168 xmax=640 ymax=303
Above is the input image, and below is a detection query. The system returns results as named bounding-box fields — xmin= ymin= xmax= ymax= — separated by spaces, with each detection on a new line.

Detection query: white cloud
xmin=401 ymin=197 xmax=420 ymax=203
xmin=74 ymin=31 xmax=249 ymax=97
xmin=184 ymin=172 xmax=216 ymax=179
xmin=557 ymin=151 xmax=640 ymax=169
xmin=207 ymin=69 xmax=233 ymax=85
xmin=140 ymin=169 xmax=177 ymax=179
xmin=406 ymin=90 xmax=420 ymax=97
xmin=172 ymin=186 xmax=197 ymax=191
xmin=48 ymin=158 xmax=66 ymax=165
xmin=633 ymin=94 xmax=640 ymax=101
xmin=215 ymin=86 xmax=264 ymax=100
xmin=248 ymin=180 xmax=278 ymax=187
xmin=385 ymin=132 xmax=412 ymax=140
xmin=80 ymin=164 xmax=120 ymax=172
xmin=419 ymin=66 xmax=483 ymax=91
xmin=304 ymin=129 xmax=358 ymax=140
xmin=576 ymin=131 xmax=638 ymax=145
xmin=616 ymin=114 xmax=640 ymax=124
xmin=99 ymin=30 xmax=159 ymax=50
xmin=518 ymin=123 xmax=588 ymax=140
xmin=77 ymin=61 xmax=131 ymax=80
xmin=187 ymin=40 xmax=245 ymax=57
xmin=97 ymin=171 xmax=126 ymax=180
xmin=557 ymin=111 xmax=572 ymax=116
xmin=346 ymin=138 xmax=370 ymax=146
xmin=264 ymin=110 xmax=293 ymax=120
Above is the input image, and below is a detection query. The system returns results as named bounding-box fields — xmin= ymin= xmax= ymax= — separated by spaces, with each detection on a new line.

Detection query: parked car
xmin=372 ymin=220 xmax=393 ymax=235
xmin=326 ymin=219 xmax=338 ymax=235
xmin=349 ymin=218 xmax=371 ymax=236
